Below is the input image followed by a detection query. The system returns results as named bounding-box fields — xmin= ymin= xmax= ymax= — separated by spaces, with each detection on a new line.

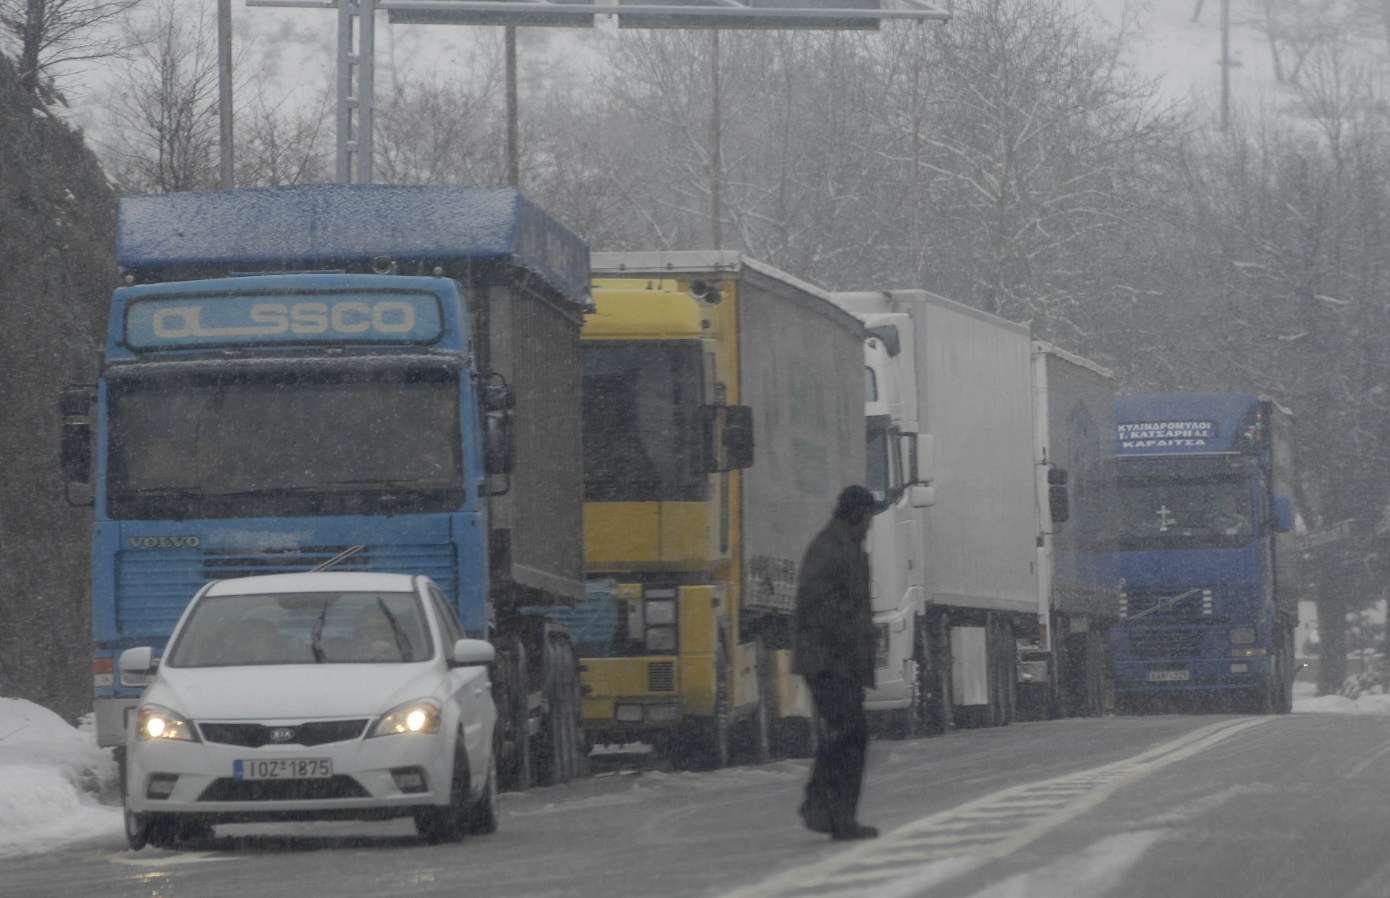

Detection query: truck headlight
xmin=137 ymin=704 xmax=200 ymax=742
xmin=1229 ymin=627 xmax=1256 ymax=644
xmin=370 ymin=699 xmax=441 ymax=737
xmin=645 ymin=599 xmax=676 ymax=625
xmin=646 ymin=626 xmax=676 ymax=652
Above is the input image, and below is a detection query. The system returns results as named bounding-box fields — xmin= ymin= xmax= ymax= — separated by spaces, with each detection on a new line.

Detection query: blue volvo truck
xmin=60 ymin=184 xmax=591 ymax=788
xmin=1094 ymin=393 xmax=1298 ymax=713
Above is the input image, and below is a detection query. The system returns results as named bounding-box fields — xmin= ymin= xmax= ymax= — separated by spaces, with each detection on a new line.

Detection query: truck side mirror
xmin=908 ymin=485 xmax=936 ymax=508
xmin=60 ymin=385 xmax=97 ymax=506
xmin=705 ymin=405 xmax=754 ymax=472
xmin=1048 ymin=467 xmax=1070 ymax=524
xmin=901 ymin=432 xmax=935 ymax=485
xmin=61 ymin=422 xmax=92 ymax=484
xmin=484 ymin=411 xmax=515 ymax=475
xmin=1273 ymin=494 xmax=1294 ymax=533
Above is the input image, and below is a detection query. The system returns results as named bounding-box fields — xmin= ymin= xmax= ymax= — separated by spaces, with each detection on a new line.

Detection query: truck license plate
xmin=234 ymin=758 xmax=333 ymax=780
xmin=1147 ymin=670 xmax=1190 ymax=682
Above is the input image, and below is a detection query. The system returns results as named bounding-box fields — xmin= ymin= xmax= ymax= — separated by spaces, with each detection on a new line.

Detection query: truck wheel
xmin=497 ymin=637 xmax=531 ymax=792
xmin=1277 ymin=625 xmax=1296 ymax=714
xmin=736 ymin=638 xmax=772 ymax=764
xmin=706 ymin=644 xmax=732 ymax=769
xmin=921 ymin=614 xmax=953 ymax=736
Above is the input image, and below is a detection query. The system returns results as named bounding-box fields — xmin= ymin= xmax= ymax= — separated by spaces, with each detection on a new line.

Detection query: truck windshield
xmin=1087 ymin=460 xmax=1256 ymax=551
xmin=866 ymin=414 xmax=899 ymax=510
xmin=107 ymin=367 xmax=464 ymax=520
xmin=582 ymin=341 xmax=707 ymax=502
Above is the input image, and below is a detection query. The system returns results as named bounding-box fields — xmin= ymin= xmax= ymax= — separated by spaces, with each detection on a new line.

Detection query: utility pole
xmin=710 ymin=29 xmax=722 ymax=250
xmin=505 ymin=26 xmax=518 ymax=187
xmin=1220 ymin=0 xmax=1231 ymax=131
xmin=218 ymin=0 xmax=234 ymax=187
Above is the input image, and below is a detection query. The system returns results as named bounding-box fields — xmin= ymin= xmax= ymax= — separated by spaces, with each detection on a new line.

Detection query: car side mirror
xmin=452 ymin=638 xmax=496 ymax=667
xmin=118 ymin=647 xmax=158 ymax=687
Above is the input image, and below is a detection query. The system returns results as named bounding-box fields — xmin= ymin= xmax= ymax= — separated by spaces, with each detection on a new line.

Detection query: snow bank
xmin=0 ymin=698 xmax=121 ymax=858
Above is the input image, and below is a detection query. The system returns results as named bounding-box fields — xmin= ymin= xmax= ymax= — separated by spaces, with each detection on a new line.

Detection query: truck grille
xmin=199 ymin=719 xmax=369 ymax=748
xmin=115 ymin=544 xmax=457 ymax=636
xmin=1125 ymin=627 xmax=1203 ymax=659
xmin=648 ymin=662 xmax=675 ymax=692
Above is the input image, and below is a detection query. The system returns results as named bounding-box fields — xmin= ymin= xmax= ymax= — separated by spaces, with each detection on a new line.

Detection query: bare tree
xmin=0 ymin=0 xmax=143 ymax=104
xmin=98 ymin=0 xmax=220 ymax=194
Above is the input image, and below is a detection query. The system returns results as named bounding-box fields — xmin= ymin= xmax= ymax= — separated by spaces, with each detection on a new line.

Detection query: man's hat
xmin=833 ymin=484 xmax=876 ymax=520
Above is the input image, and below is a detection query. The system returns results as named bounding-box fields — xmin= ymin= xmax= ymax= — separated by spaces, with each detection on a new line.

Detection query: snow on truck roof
xmin=117 ymin=184 xmax=591 ymax=306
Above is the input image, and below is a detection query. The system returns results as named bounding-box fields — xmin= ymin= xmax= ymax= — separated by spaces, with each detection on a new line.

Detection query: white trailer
xmin=832 ymin=290 xmax=1037 ymax=732
xmin=1017 ymin=342 xmax=1121 ymax=720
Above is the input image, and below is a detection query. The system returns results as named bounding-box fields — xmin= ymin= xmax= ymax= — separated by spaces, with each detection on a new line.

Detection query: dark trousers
xmin=803 ymin=672 xmax=869 ymax=830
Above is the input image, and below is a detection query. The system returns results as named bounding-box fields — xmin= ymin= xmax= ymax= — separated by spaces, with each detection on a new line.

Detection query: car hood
xmin=145 ymin=663 xmax=474 ymax=721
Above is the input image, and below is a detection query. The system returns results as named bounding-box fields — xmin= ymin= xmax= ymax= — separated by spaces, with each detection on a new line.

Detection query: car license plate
xmin=1147 ymin=670 xmax=1190 ymax=682
xmin=234 ymin=758 xmax=333 ymax=780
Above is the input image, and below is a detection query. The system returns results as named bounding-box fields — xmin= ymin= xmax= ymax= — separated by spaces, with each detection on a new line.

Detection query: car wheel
xmin=464 ymin=751 xmax=499 ymax=835
xmin=120 ymin=749 xmax=150 ymax=851
xmin=144 ymin=815 xmax=181 ymax=850
xmin=123 ymin=801 xmax=151 ymax=851
xmin=415 ymin=741 xmax=469 ymax=844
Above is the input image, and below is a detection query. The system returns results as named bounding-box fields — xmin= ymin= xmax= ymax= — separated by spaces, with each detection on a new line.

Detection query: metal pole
xmin=218 ymin=0 xmax=234 ymax=188
xmin=710 ymin=29 xmax=722 ymax=250
xmin=336 ymin=0 xmax=376 ymax=183
xmin=506 ymin=26 xmax=519 ymax=186
xmin=1220 ymin=0 xmax=1230 ymax=131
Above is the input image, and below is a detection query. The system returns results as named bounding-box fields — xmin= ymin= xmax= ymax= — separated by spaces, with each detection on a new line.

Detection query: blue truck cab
xmin=1093 ymin=393 xmax=1298 ymax=713
xmin=62 ymin=185 xmax=592 ymax=781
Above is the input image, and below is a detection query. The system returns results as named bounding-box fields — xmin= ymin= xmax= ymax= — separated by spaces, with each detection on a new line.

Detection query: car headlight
xmin=136 ymin=704 xmax=200 ymax=742
xmin=369 ymin=699 xmax=442 ymax=737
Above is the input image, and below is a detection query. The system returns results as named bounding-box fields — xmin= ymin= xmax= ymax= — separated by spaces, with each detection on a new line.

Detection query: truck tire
xmin=706 ymin=643 xmax=733 ymax=769
xmin=922 ymin=613 xmax=954 ymax=736
xmin=735 ymin=638 xmax=772 ymax=764
xmin=497 ymin=637 xmax=531 ymax=792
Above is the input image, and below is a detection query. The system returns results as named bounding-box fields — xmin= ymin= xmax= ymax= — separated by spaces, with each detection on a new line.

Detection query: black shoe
xmin=831 ymin=823 xmax=879 ymax=841
xmin=798 ymin=801 xmax=832 ymax=834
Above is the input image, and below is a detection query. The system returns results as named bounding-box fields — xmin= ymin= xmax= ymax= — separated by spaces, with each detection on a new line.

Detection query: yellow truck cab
xmin=577 ymin=252 xmax=865 ymax=768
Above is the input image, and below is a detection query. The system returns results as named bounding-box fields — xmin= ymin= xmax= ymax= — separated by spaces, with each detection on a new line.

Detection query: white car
xmin=119 ymin=571 xmax=498 ymax=850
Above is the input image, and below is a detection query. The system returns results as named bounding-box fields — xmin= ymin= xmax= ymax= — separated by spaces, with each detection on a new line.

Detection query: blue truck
xmin=60 ymin=184 xmax=591 ymax=788
xmin=1090 ymin=393 xmax=1298 ymax=713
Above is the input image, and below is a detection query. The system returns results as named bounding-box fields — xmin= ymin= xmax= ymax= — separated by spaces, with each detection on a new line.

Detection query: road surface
xmin=7 ymin=712 xmax=1384 ymax=898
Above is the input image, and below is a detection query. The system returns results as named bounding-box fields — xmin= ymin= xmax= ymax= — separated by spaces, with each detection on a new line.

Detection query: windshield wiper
xmin=309 ymin=601 xmax=333 ymax=664
xmin=376 ymin=598 xmax=414 ymax=662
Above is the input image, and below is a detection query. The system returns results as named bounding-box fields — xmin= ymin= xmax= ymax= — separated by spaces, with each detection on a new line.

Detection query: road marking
xmin=719 ymin=717 xmax=1272 ymax=898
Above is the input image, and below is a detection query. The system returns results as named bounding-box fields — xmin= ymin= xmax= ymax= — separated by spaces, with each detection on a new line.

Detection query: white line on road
xmin=718 ymin=717 xmax=1272 ymax=898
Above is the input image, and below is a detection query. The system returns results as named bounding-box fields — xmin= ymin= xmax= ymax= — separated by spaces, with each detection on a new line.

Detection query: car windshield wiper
xmin=376 ymin=599 xmax=414 ymax=662
xmin=309 ymin=601 xmax=333 ymax=664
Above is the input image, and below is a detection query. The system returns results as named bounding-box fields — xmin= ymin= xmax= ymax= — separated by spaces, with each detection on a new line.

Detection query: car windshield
xmin=165 ymin=590 xmax=433 ymax=667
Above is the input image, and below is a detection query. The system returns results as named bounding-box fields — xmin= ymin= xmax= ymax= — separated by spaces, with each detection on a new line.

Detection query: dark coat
xmin=791 ymin=516 xmax=875 ymax=688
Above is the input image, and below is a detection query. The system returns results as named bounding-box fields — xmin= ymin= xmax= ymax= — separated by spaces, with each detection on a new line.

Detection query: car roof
xmin=202 ymin=572 xmax=419 ymax=596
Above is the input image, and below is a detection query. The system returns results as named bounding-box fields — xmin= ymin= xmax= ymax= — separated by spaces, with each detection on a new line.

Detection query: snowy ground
xmin=0 ymin=680 xmax=1376 ymax=861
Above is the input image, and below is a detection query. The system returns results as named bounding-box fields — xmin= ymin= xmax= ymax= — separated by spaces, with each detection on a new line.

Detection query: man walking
xmin=792 ymin=484 xmax=879 ymax=841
